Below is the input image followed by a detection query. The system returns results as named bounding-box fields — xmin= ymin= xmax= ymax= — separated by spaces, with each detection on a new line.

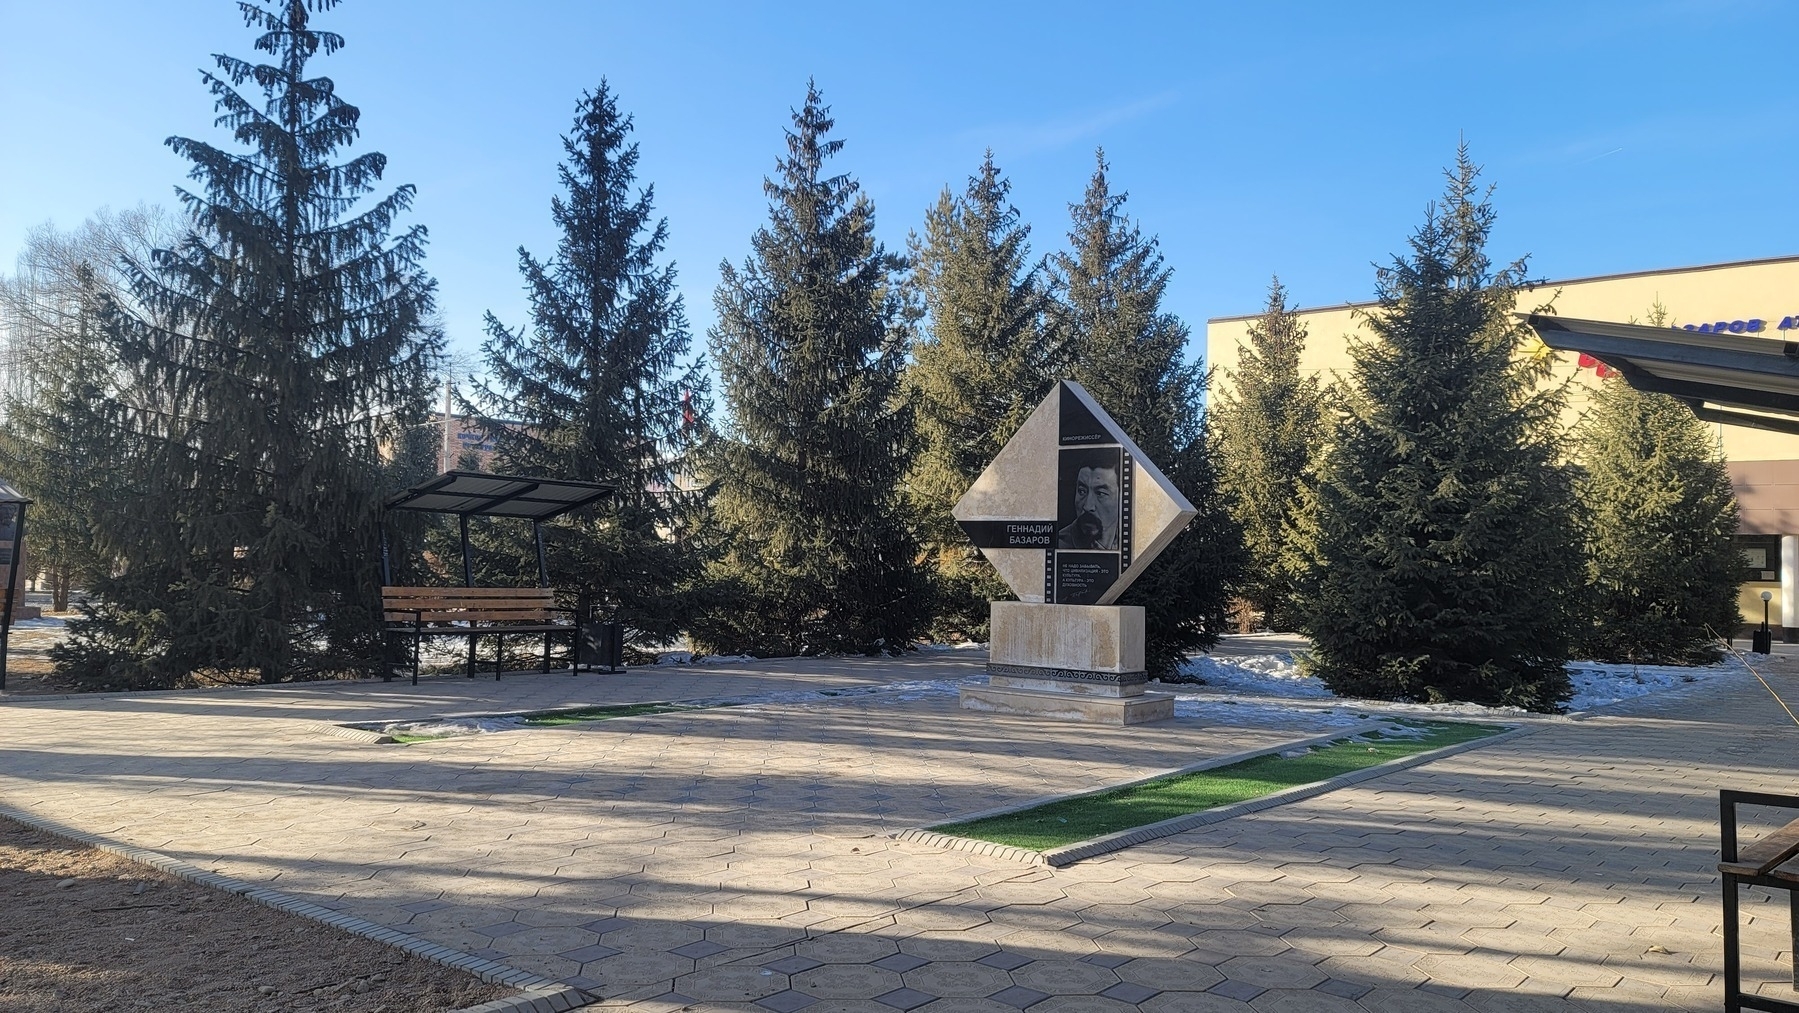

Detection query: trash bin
xmin=578 ymin=621 xmax=624 ymax=672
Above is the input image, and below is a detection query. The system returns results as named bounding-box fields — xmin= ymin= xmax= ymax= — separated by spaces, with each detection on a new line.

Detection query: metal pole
xmin=0 ymin=503 xmax=27 ymax=692
xmin=379 ymin=521 xmax=392 ymax=587
xmin=533 ymin=520 xmax=548 ymax=588
xmin=459 ymin=513 xmax=473 ymax=588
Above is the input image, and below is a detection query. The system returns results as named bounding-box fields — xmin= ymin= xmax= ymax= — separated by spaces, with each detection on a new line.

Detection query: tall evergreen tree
xmin=469 ymin=82 xmax=710 ymax=644
xmin=1050 ymin=151 xmax=1242 ymax=677
xmin=904 ymin=151 xmax=1053 ymax=637
xmin=1211 ymin=278 xmax=1328 ymax=632
xmin=1576 ymin=354 xmax=1741 ymax=664
xmin=52 ymin=0 xmax=441 ymax=688
xmin=696 ymin=82 xmax=929 ymax=656
xmin=1291 ymin=146 xmax=1580 ymax=711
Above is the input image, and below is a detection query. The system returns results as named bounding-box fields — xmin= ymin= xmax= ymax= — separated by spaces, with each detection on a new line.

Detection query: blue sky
xmin=1 ymin=1 xmax=1790 ymax=370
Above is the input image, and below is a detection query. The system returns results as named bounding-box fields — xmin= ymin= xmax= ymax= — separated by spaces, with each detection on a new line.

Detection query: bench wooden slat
xmin=383 ymin=586 xmax=554 ymax=598
xmin=1721 ymin=818 xmax=1799 ymax=877
xmin=385 ymin=611 xmax=563 ymax=623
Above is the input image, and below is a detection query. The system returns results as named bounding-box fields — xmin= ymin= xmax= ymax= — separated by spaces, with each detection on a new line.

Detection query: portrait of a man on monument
xmin=1056 ymin=447 xmax=1122 ymax=551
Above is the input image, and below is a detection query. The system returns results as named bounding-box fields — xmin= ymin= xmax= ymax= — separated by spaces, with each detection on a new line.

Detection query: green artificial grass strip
xmin=931 ymin=721 xmax=1506 ymax=851
xmin=519 ymin=702 xmax=696 ymax=725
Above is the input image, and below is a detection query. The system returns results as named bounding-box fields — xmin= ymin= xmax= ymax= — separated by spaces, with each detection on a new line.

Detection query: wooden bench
xmin=1720 ymin=790 xmax=1799 ymax=1011
xmin=382 ymin=586 xmax=579 ymax=685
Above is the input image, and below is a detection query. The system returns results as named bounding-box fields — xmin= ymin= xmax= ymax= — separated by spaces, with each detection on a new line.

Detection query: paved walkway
xmin=2 ymin=651 xmax=1797 ymax=1011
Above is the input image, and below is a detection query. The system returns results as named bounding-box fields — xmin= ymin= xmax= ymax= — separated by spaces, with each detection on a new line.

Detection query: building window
xmin=1738 ymin=534 xmax=1781 ymax=583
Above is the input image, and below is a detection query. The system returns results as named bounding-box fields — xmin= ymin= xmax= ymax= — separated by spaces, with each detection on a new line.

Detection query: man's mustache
xmin=1076 ymin=511 xmax=1104 ymax=536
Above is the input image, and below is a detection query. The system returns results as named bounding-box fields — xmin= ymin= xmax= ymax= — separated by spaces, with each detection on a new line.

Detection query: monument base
xmin=960 ymin=682 xmax=1174 ymax=725
xmin=961 ymin=601 xmax=1173 ymax=725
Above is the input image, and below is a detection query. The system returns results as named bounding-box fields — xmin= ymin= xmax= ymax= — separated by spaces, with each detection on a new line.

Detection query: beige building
xmin=1205 ymin=254 xmax=1799 ymax=636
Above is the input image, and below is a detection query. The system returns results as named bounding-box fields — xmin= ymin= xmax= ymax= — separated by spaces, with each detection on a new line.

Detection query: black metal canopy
xmin=384 ymin=471 xmax=613 ymax=521
xmin=380 ymin=471 xmax=612 ymax=589
xmin=1525 ymin=314 xmax=1799 ymax=436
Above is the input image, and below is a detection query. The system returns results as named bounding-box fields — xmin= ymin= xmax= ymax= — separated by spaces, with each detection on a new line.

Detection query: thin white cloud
xmin=959 ymin=92 xmax=1183 ymax=156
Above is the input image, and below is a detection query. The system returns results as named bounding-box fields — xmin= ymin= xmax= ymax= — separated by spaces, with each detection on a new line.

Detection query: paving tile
xmin=872 ymin=953 xmax=930 ymax=973
xmin=874 ymin=987 xmax=938 ymax=1011
xmin=1080 ymin=953 xmax=1132 ymax=970
xmin=672 ymin=939 xmax=731 ymax=959
xmin=988 ymin=985 xmax=1052 ymax=1009
xmin=977 ymin=950 xmax=1035 ymax=971
xmin=474 ymin=920 xmax=531 ymax=937
xmin=757 ymin=990 xmax=819 ymax=1012
xmin=1209 ymin=979 xmax=1266 ymax=1002
xmin=1099 ymin=981 xmax=1160 ymax=1003
xmin=764 ymin=956 xmax=826 ymax=975
xmin=1311 ymin=978 xmax=1371 ymax=1000
xmin=560 ymin=942 xmax=622 ymax=962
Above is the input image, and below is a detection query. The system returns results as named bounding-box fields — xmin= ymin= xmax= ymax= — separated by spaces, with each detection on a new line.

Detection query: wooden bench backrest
xmin=381 ymin=586 xmax=561 ymax=624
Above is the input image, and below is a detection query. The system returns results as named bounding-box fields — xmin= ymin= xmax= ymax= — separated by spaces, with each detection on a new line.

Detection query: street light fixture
xmin=1756 ymin=590 xmax=1774 ymax=654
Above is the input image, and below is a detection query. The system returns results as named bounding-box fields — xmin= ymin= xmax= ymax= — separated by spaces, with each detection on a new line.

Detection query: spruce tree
xmin=52 ymin=0 xmax=441 ymax=687
xmin=1291 ymin=146 xmax=1580 ymax=711
xmin=1211 ymin=278 xmax=1327 ymax=632
xmin=1050 ymin=151 xmax=1242 ymax=677
xmin=697 ymin=82 xmax=929 ymax=656
xmin=904 ymin=151 xmax=1053 ymax=638
xmin=469 ymin=82 xmax=710 ymax=644
xmin=1576 ymin=369 xmax=1741 ymax=664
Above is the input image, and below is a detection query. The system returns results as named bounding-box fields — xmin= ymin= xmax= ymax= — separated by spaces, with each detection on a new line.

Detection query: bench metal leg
xmin=495 ymin=634 xmax=502 ymax=681
xmin=1728 ymin=876 xmax=1743 ymax=1013
xmin=467 ymin=635 xmax=477 ymax=678
xmin=412 ymin=628 xmax=421 ymax=686
xmin=543 ymin=631 xmax=552 ymax=673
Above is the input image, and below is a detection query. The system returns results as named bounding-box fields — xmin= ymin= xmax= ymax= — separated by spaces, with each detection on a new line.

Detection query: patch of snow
xmin=1176 ymin=649 xmax=1741 ymax=716
xmin=1181 ymin=654 xmax=1332 ymax=698
xmin=1565 ymin=659 xmax=1736 ymax=710
xmin=652 ymin=651 xmax=762 ymax=666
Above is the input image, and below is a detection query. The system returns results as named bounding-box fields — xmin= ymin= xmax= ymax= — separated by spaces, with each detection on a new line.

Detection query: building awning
xmin=0 ymin=480 xmax=29 ymax=506
xmin=1524 ymin=314 xmax=1799 ymax=436
xmin=383 ymin=471 xmax=612 ymax=521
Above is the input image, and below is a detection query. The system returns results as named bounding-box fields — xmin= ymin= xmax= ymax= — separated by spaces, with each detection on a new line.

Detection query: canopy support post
xmin=378 ymin=521 xmax=392 ymax=587
xmin=459 ymin=514 xmax=473 ymax=588
xmin=533 ymin=520 xmax=548 ymax=588
xmin=0 ymin=502 xmax=24 ymax=691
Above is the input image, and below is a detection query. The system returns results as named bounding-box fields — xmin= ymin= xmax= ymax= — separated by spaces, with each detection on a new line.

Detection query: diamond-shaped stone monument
xmin=953 ymin=381 xmax=1196 ymax=724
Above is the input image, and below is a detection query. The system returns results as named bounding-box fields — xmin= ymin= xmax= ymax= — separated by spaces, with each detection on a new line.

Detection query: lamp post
xmin=1756 ymin=590 xmax=1774 ymax=654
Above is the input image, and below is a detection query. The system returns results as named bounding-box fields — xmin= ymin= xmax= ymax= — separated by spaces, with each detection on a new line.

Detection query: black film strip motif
xmin=1120 ymin=450 xmax=1134 ymax=570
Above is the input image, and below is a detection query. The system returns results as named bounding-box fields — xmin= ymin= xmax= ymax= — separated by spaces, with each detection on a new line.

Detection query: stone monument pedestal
xmin=960 ymin=601 xmax=1174 ymax=725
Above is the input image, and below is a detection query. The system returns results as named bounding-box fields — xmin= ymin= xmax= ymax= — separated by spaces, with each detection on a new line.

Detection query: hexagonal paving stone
xmin=756 ymin=990 xmax=819 ymax=1012
xmin=1115 ymin=957 xmax=1226 ymax=993
xmin=793 ymin=964 xmax=906 ymax=999
xmin=1244 ymin=987 xmax=1366 ymax=1011
xmin=875 ymin=987 xmax=938 ymax=1011
xmin=976 ymin=951 xmax=1035 ymax=972
xmin=1215 ymin=955 xmax=1324 ymax=991
xmin=798 ymin=934 xmax=902 ymax=964
xmin=988 ymin=985 xmax=1051 ymax=1009
xmin=675 ymin=965 xmax=788 ymax=1003
xmin=1099 ymin=981 xmax=1160 ymax=1004
xmin=1410 ymin=954 xmax=1529 ymax=990
xmin=903 ymin=961 xmax=1013 ymax=997
xmin=1009 ymin=959 xmax=1120 ymax=995
xmin=587 ymin=950 xmax=695 ymax=986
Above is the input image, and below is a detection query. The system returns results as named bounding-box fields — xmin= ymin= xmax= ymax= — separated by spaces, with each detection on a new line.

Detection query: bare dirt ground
xmin=0 ymin=818 xmax=516 ymax=1013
